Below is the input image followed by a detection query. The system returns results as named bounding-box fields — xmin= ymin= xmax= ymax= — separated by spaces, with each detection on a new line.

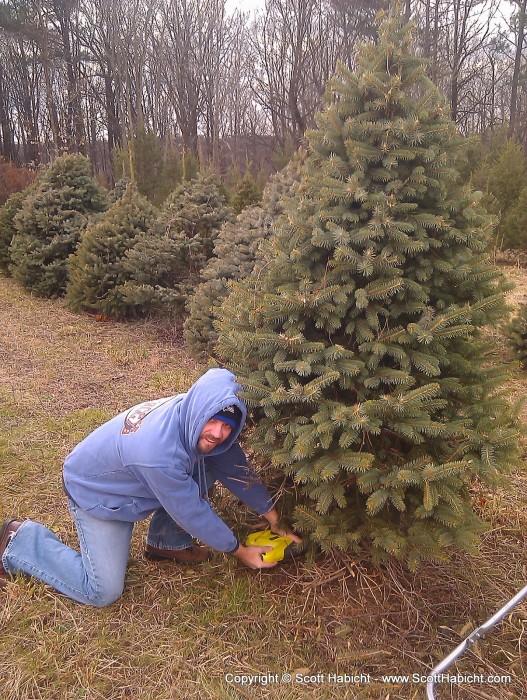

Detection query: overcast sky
xmin=224 ymin=1 xmax=513 ymax=31
xmin=225 ymin=0 xmax=265 ymax=15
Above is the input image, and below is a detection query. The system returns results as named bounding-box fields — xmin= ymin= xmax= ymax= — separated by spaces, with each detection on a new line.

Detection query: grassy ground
xmin=1 ymin=272 xmax=526 ymax=700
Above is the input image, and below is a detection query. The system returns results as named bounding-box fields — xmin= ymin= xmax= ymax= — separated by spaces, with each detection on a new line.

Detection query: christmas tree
xmin=215 ymin=11 xmax=521 ymax=566
xmin=479 ymin=139 xmax=527 ymax=250
xmin=9 ymin=154 xmax=107 ymax=297
xmin=66 ymin=184 xmax=157 ymax=318
xmin=108 ymin=177 xmax=131 ymax=204
xmin=230 ymin=173 xmax=262 ymax=215
xmin=121 ymin=175 xmax=231 ymax=314
xmin=0 ymin=189 xmax=29 ymax=276
xmin=500 ymin=184 xmax=527 ymax=250
xmin=506 ymin=305 xmax=527 ymax=366
xmin=184 ymin=204 xmax=268 ymax=357
xmin=184 ymin=160 xmax=302 ymax=357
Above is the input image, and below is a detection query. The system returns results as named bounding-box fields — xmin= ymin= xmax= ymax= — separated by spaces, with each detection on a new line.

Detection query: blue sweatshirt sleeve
xmin=132 ymin=464 xmax=239 ymax=552
xmin=204 ymin=443 xmax=274 ymax=515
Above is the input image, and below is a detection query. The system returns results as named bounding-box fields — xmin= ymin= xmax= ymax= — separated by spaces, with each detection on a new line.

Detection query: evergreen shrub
xmin=121 ymin=175 xmax=231 ymax=314
xmin=66 ymin=184 xmax=157 ymax=318
xmin=230 ymin=173 xmax=262 ymax=215
xmin=113 ymin=131 xmax=199 ymax=206
xmin=506 ymin=304 xmax=527 ymax=367
xmin=184 ymin=205 xmax=268 ymax=357
xmin=184 ymin=160 xmax=302 ymax=357
xmin=472 ymin=138 xmax=527 ymax=250
xmin=0 ymin=189 xmax=30 ymax=276
xmin=500 ymin=185 xmax=527 ymax=251
xmin=109 ymin=177 xmax=131 ymax=204
xmin=9 ymin=154 xmax=107 ymax=297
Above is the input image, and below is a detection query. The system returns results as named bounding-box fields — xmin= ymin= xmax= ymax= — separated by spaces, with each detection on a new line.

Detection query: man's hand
xmin=232 ymin=543 xmax=278 ymax=569
xmin=262 ymin=507 xmax=303 ymax=544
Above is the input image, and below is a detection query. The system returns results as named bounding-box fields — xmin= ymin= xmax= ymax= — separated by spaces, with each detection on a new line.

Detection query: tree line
xmin=0 ymin=0 xmax=525 ymax=183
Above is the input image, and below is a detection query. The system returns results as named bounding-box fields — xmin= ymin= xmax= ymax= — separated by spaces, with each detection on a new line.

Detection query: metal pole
xmin=426 ymin=583 xmax=527 ymax=700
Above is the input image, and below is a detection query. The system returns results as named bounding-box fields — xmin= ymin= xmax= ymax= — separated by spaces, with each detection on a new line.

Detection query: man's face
xmin=197 ymin=418 xmax=233 ymax=454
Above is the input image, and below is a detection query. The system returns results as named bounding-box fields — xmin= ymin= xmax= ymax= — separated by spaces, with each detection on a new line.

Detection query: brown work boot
xmin=144 ymin=544 xmax=211 ymax=563
xmin=0 ymin=519 xmax=22 ymax=580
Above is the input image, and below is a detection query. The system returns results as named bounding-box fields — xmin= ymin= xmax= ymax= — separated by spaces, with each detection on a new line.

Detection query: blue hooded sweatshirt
xmin=63 ymin=368 xmax=273 ymax=552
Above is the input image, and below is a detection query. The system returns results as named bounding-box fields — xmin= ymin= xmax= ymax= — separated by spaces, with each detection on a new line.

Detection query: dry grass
xmin=1 ymin=273 xmax=527 ymax=700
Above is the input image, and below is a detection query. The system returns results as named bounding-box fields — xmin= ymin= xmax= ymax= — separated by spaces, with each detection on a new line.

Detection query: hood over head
xmin=178 ymin=368 xmax=247 ymax=457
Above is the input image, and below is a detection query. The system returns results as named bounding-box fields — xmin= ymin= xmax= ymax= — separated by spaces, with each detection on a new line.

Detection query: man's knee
xmin=88 ymin=581 xmax=124 ymax=607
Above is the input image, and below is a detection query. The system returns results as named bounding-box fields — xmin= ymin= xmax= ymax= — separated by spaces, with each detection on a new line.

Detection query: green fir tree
xmin=66 ymin=184 xmax=157 ymax=318
xmin=9 ymin=154 xmax=107 ymax=297
xmin=215 ymin=12 xmax=521 ymax=567
xmin=184 ymin=204 xmax=268 ymax=356
xmin=121 ymin=175 xmax=231 ymax=314
xmin=0 ymin=189 xmax=29 ymax=276
xmin=506 ymin=304 xmax=527 ymax=367
xmin=230 ymin=173 xmax=262 ymax=215
xmin=500 ymin=184 xmax=527 ymax=250
xmin=114 ymin=134 xmax=199 ymax=207
xmin=473 ymin=138 xmax=527 ymax=250
xmin=108 ymin=177 xmax=131 ymax=204
xmin=113 ymin=129 xmax=165 ymax=205
xmin=184 ymin=160 xmax=303 ymax=357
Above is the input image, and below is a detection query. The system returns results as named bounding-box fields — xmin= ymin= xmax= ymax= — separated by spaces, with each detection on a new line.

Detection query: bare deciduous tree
xmin=0 ymin=0 xmax=524 ymax=176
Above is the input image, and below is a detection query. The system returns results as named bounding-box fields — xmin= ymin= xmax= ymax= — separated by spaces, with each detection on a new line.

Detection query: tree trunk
xmin=0 ymin=67 xmax=15 ymax=161
xmin=36 ymin=1 xmax=61 ymax=155
xmin=509 ymin=0 xmax=527 ymax=137
xmin=53 ymin=0 xmax=86 ymax=153
xmin=104 ymin=72 xmax=121 ymax=153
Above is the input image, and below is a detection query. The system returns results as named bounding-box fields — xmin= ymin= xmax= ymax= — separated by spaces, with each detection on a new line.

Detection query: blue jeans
xmin=2 ymin=468 xmax=216 ymax=606
xmin=146 ymin=467 xmax=215 ymax=551
xmin=2 ymin=499 xmax=134 ymax=606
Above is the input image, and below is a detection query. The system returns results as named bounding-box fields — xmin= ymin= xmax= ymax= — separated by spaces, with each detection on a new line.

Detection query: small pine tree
xmin=66 ymin=184 xmax=157 ymax=318
xmin=486 ymin=139 xmax=526 ymax=214
xmin=230 ymin=173 xmax=262 ymax=215
xmin=184 ymin=160 xmax=303 ymax=357
xmin=180 ymin=150 xmax=200 ymax=182
xmin=9 ymin=154 xmax=107 ymax=297
xmin=506 ymin=304 xmax=527 ymax=366
xmin=0 ymin=189 xmax=30 ymax=276
xmin=121 ymin=175 xmax=231 ymax=314
xmin=184 ymin=205 xmax=269 ymax=356
xmin=473 ymin=138 xmax=527 ymax=250
xmin=215 ymin=11 xmax=522 ymax=567
xmin=108 ymin=177 xmax=131 ymax=204
xmin=500 ymin=184 xmax=527 ymax=250
xmin=113 ymin=129 xmax=165 ymax=204
xmin=113 ymin=133 xmax=199 ymax=207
